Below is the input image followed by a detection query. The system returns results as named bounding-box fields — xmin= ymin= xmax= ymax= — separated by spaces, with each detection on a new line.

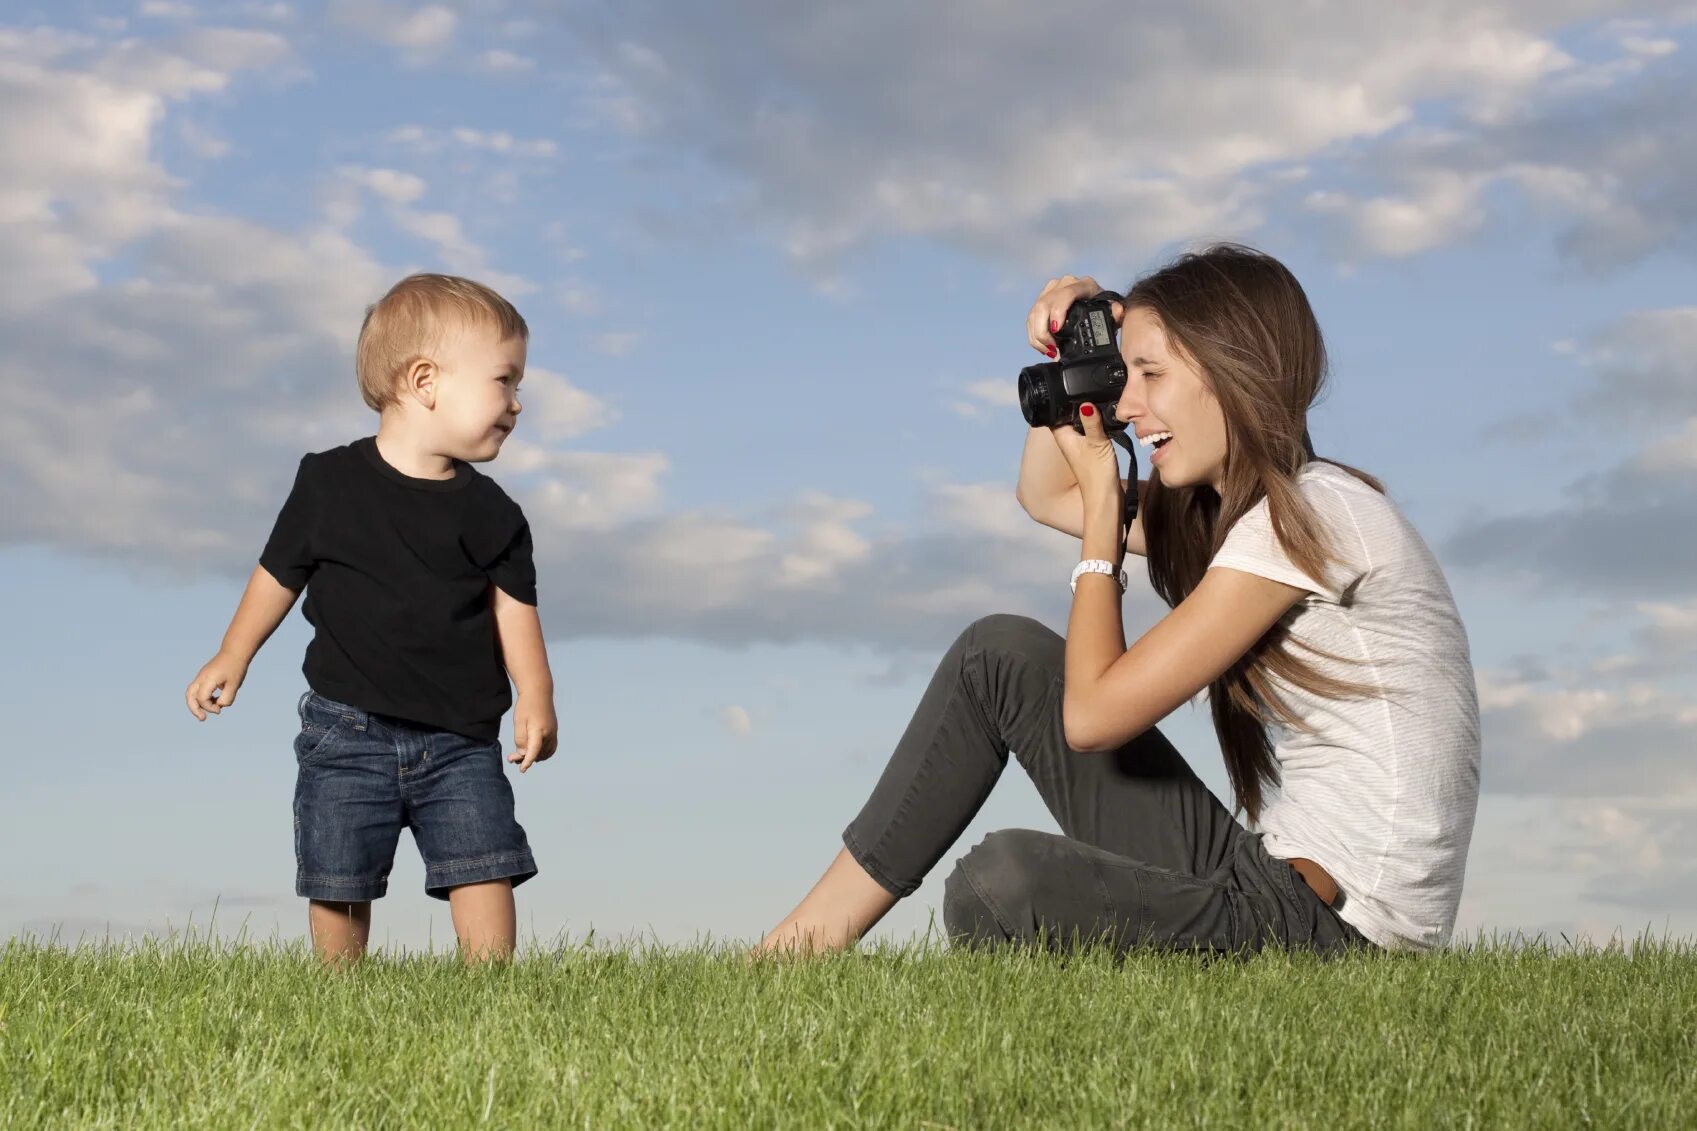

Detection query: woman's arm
xmin=1016 ymin=426 xmax=1149 ymax=556
xmin=1065 ymin=557 xmax=1306 ymax=753
xmin=1056 ymin=450 xmax=1303 ymax=752
xmin=1016 ymin=274 xmax=1147 ymax=556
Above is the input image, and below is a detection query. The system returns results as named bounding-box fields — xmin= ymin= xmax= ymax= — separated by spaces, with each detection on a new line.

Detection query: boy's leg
xmin=307 ymin=899 xmax=372 ymax=966
xmin=446 ymin=880 xmax=516 ymax=964
xmin=293 ymin=693 xmax=403 ymax=966
xmin=402 ymin=722 xmax=536 ymax=963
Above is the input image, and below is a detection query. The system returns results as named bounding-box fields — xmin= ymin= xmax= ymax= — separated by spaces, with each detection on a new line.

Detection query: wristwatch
xmin=1070 ymin=558 xmax=1127 ymax=594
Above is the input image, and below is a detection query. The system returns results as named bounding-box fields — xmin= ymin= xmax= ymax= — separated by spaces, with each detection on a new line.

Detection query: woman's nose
xmin=1115 ymin=385 xmax=1142 ymax=423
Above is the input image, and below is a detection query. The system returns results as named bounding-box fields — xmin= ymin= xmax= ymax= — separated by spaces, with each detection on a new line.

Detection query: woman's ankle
xmin=755 ymin=847 xmax=901 ymax=955
xmin=753 ymin=916 xmax=854 ymax=956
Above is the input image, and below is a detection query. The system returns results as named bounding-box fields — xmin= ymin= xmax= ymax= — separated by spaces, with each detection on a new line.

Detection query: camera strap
xmin=1111 ymin=429 xmax=1139 ymax=524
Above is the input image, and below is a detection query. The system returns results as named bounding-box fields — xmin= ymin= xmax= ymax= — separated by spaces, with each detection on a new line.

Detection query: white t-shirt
xmin=1207 ymin=462 xmax=1480 ymax=951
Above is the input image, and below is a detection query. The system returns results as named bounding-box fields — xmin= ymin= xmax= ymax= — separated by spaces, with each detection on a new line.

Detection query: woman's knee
xmin=944 ymin=614 xmax=1063 ymax=700
xmin=942 ymin=829 xmax=1048 ymax=945
xmin=957 ymin=613 xmax=1055 ymax=657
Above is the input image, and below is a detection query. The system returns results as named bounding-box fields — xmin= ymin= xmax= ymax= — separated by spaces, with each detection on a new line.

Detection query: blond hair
xmin=355 ymin=273 xmax=528 ymax=411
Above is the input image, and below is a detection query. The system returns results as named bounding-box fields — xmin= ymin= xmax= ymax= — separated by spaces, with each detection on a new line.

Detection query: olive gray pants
xmin=843 ymin=614 xmax=1372 ymax=954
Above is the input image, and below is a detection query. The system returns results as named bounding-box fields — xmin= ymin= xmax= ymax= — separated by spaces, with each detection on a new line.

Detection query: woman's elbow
xmin=1063 ymin=700 xmax=1149 ymax=754
xmin=1061 ymin=703 xmax=1111 ymax=754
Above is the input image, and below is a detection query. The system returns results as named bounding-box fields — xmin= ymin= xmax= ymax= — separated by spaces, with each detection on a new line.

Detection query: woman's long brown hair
xmin=1132 ymin=244 xmax=1389 ymax=823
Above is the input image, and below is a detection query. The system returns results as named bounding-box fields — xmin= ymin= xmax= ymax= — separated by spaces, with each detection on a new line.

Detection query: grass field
xmin=3 ymin=932 xmax=1694 ymax=1129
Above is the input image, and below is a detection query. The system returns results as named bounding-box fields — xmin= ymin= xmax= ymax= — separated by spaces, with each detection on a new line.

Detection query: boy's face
xmin=428 ymin=322 xmax=527 ymax=463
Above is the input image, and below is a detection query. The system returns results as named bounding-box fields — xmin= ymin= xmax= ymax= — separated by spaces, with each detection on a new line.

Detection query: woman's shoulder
xmin=1294 ymin=461 xmax=1399 ymax=520
xmin=1293 ymin=461 xmax=1442 ymax=578
xmin=1295 ymin=459 xmax=1377 ymax=490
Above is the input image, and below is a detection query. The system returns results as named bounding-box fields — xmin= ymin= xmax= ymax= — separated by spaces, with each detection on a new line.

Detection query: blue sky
xmin=3 ymin=0 xmax=1695 ymax=951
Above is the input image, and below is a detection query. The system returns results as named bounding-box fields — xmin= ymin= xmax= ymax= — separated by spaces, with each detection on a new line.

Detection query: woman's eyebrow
xmin=1129 ymin=356 xmax=1164 ymax=367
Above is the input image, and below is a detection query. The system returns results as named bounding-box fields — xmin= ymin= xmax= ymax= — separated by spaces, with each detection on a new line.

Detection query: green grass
xmin=3 ymin=932 xmax=1694 ymax=1129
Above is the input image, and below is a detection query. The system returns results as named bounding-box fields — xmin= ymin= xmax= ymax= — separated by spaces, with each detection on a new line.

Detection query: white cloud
xmin=551 ymin=1 xmax=1694 ymax=272
xmin=772 ymin=493 xmax=873 ymax=588
xmin=951 ymin=378 xmax=1020 ymax=418
xmin=557 ymin=285 xmax=599 ymax=316
xmin=1446 ymin=297 xmax=1697 ymax=816
xmin=1449 ymin=304 xmax=1697 ymax=598
xmin=0 ymin=21 xmax=291 ymax=310
xmin=510 ymin=366 xmax=608 ymax=443
xmin=1311 ymin=31 xmax=1697 ymax=271
xmin=26 ymin=0 xmax=1697 ymax=672
xmin=1474 ymin=657 xmax=1697 ymax=797
xmin=1543 ymin=797 xmax=1697 ymax=915
xmin=1306 ymin=169 xmax=1490 ymax=260
xmin=516 ymin=449 xmax=669 ymax=531
xmin=324 ymin=166 xmax=531 ymax=294
xmin=478 ymin=48 xmax=534 ymax=73
xmin=340 ymin=165 xmax=428 ymax=205
xmin=1635 ymin=599 xmax=1697 ymax=661
xmin=388 ymin=125 xmax=558 ymax=159
xmin=177 ymin=120 xmax=229 ymax=158
xmin=329 ymin=0 xmax=457 ymax=57
xmin=1575 ymin=308 xmax=1697 ymax=424
xmin=387 ymin=207 xmax=530 ymax=296
xmin=721 ymin=705 xmax=753 ymax=739
xmin=141 ymin=2 xmax=197 ymax=19
xmin=591 ymin=331 xmax=638 ymax=357
xmin=448 ymin=127 xmax=556 ymax=158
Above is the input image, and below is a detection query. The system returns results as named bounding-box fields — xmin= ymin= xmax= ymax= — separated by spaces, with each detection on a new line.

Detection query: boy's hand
xmin=186 ymin=652 xmax=248 ymax=721
xmin=509 ymin=695 xmax=558 ymax=773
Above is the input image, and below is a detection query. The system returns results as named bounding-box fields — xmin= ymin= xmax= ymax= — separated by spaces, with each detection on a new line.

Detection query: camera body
xmin=1017 ymin=293 xmax=1129 ymax=435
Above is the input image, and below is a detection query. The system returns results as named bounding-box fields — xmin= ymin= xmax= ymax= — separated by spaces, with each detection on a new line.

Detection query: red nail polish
xmin=1050 ymin=318 xmax=1060 ymax=333
xmin=1080 ymin=404 xmax=1094 ymax=417
xmin=1046 ymin=345 xmax=1056 ymax=358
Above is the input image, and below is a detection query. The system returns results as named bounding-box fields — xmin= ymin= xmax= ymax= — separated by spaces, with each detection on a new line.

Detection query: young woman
xmin=756 ymin=243 xmax=1481 ymax=956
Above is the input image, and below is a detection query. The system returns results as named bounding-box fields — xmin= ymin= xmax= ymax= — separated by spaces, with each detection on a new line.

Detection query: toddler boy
xmin=185 ymin=273 xmax=556 ymax=965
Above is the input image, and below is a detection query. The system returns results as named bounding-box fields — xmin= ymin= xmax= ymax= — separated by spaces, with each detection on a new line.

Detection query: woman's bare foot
xmin=752 ymin=847 xmax=899 ymax=958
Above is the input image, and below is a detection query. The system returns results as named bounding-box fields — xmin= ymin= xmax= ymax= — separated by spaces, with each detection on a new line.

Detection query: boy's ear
xmin=404 ymin=357 xmax=438 ymax=409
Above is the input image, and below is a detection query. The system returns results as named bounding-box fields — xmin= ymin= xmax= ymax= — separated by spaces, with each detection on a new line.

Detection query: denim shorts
xmin=292 ymin=690 xmax=537 ymax=902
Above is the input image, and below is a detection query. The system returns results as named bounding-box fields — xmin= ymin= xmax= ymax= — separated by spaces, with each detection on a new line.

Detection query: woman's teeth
xmin=1138 ymin=431 xmax=1173 ymax=448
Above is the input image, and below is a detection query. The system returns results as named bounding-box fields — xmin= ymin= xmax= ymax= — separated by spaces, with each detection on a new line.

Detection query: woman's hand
xmin=1051 ymin=405 xmax=1124 ymax=506
xmin=1026 ymin=275 xmax=1124 ymax=356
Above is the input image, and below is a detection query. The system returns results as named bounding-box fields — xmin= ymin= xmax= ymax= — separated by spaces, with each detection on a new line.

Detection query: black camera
xmin=1017 ymin=293 xmax=1129 ymax=435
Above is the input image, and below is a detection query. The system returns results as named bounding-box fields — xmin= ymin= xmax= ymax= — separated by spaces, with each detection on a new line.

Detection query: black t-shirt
xmin=259 ymin=436 xmax=537 ymax=741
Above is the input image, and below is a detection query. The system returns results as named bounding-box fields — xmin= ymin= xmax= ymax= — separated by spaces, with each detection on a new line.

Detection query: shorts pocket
xmin=294 ymin=718 xmax=343 ymax=765
xmin=295 ymin=694 xmax=355 ymax=765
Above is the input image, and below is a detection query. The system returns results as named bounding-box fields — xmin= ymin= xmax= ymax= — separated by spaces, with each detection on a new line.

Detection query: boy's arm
xmin=492 ymin=583 xmax=557 ymax=771
xmin=185 ymin=564 xmax=300 ymax=720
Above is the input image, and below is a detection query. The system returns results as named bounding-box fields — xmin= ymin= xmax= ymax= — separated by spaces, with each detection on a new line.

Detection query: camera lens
xmin=1018 ymin=363 xmax=1059 ymax=427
